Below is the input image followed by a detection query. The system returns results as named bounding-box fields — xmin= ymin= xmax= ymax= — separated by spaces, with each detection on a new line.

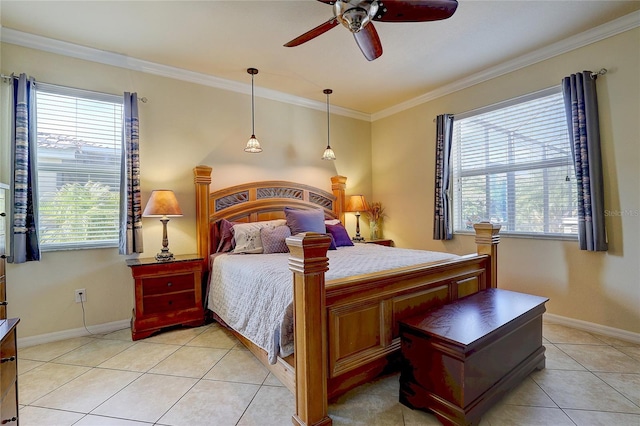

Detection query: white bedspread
xmin=208 ymin=243 xmax=458 ymax=364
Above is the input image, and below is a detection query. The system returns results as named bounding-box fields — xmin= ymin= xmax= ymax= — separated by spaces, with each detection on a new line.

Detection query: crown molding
xmin=0 ymin=28 xmax=371 ymax=122
xmin=3 ymin=10 xmax=638 ymax=123
xmin=371 ymin=10 xmax=640 ymax=121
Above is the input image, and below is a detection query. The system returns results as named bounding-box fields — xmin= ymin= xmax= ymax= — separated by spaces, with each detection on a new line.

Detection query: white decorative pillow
xmin=325 ymin=219 xmax=341 ymax=226
xmin=232 ymin=219 xmax=287 ymax=254
xmin=261 ymin=225 xmax=292 ymax=254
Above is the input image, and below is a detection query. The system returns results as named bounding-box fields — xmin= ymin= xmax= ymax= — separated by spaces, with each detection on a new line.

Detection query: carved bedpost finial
xmin=286 ymin=233 xmax=333 ymax=426
xmin=474 ymin=222 xmax=500 ymax=289
xmin=194 ymin=166 xmax=213 ymax=259
xmin=331 ymin=175 xmax=347 ymax=225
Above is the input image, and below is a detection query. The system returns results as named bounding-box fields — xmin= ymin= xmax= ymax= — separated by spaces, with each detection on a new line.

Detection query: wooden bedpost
xmin=474 ymin=222 xmax=501 ymax=288
xmin=194 ymin=165 xmax=212 ymax=259
xmin=331 ymin=175 xmax=347 ymax=224
xmin=287 ymin=233 xmax=333 ymax=426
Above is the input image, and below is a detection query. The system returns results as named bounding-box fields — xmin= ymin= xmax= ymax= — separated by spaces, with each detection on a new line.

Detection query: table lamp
xmin=143 ymin=189 xmax=183 ymax=261
xmin=346 ymin=195 xmax=368 ymax=242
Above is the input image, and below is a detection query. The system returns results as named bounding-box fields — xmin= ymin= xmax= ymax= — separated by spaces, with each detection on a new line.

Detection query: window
xmin=451 ymin=87 xmax=577 ymax=238
xmin=36 ymin=83 xmax=123 ymax=250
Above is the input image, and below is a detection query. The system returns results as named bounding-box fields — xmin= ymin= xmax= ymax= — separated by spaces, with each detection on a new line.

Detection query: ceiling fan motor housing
xmin=334 ymin=0 xmax=381 ymax=33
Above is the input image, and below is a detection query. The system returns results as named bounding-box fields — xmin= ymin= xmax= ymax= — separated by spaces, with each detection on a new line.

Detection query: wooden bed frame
xmin=193 ymin=165 xmax=500 ymax=426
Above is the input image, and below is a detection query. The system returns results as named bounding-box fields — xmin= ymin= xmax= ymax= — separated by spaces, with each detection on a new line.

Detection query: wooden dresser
xmin=126 ymin=255 xmax=204 ymax=340
xmin=0 ymin=318 xmax=18 ymax=425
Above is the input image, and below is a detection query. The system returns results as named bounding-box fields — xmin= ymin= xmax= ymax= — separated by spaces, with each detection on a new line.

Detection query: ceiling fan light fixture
xmin=322 ymin=88 xmax=336 ymax=161
xmin=335 ymin=1 xmax=378 ymax=33
xmin=244 ymin=67 xmax=262 ymax=153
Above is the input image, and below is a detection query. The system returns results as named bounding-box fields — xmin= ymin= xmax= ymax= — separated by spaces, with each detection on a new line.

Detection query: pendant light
xmin=244 ymin=67 xmax=262 ymax=153
xmin=322 ymin=89 xmax=336 ymax=160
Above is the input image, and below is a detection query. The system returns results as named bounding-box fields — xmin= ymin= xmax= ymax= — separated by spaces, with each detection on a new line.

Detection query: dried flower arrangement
xmin=364 ymin=201 xmax=386 ymax=222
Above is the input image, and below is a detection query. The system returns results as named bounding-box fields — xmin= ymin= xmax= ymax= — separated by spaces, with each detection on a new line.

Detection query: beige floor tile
xmin=565 ymin=409 xmax=640 ymax=425
xmin=143 ymin=325 xmax=209 ymax=345
xmin=619 ymin=346 xmax=640 ymax=362
xmin=543 ymin=324 xmax=607 ymax=345
xmin=329 ymin=391 xmax=404 ymax=425
xmin=594 ymin=372 xmax=640 ymax=406
xmin=185 ymin=326 xmax=238 ymax=349
xmin=52 ymin=338 xmax=134 ymax=367
xmin=544 ymin=344 xmax=586 ymax=370
xmin=19 ymin=337 xmax=94 ymax=362
xmin=18 ymin=405 xmax=84 ymax=426
xmin=203 ymin=349 xmax=269 ymax=384
xmin=401 ymin=405 xmax=443 ymax=425
xmin=149 ymin=346 xmax=228 ymax=378
xmin=18 ymin=359 xmax=45 ymax=375
xmin=556 ymin=344 xmax=640 ymax=373
xmin=591 ymin=334 xmax=640 ymax=348
xmin=74 ymin=414 xmax=152 ymax=425
xmin=531 ymin=369 xmax=640 ymax=414
xmin=19 ymin=362 xmax=91 ymax=405
xmin=500 ymin=376 xmax=557 ymax=407
xmin=353 ymin=372 xmax=400 ymax=396
xmin=98 ymin=342 xmax=179 ymax=372
xmin=32 ymin=368 xmax=141 ymax=412
xmin=92 ymin=373 xmax=197 ymax=423
xmin=482 ymin=402 xmax=575 ymax=425
xmin=98 ymin=328 xmax=134 ymax=342
xmin=237 ymin=385 xmax=295 ymax=425
xmin=158 ymin=380 xmax=259 ymax=426
xmin=263 ymin=372 xmax=285 ymax=387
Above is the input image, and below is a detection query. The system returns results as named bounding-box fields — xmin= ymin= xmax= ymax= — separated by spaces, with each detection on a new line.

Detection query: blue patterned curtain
xmin=9 ymin=74 xmax=40 ymax=263
xmin=119 ymin=93 xmax=144 ymax=254
xmin=433 ymin=114 xmax=454 ymax=240
xmin=562 ymin=71 xmax=607 ymax=251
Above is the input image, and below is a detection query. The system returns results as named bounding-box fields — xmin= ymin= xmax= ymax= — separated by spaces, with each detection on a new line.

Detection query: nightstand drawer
xmin=141 ymin=273 xmax=193 ymax=296
xmin=0 ymin=330 xmax=16 ymax=397
xmin=143 ymin=290 xmax=196 ymax=314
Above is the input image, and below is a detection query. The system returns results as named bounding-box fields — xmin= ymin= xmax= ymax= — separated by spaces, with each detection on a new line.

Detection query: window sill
xmin=454 ymin=230 xmax=578 ymax=242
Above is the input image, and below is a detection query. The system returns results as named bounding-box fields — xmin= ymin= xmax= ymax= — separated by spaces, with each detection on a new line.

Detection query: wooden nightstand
xmin=126 ymin=255 xmax=204 ymax=340
xmin=0 ymin=318 xmax=19 ymax=425
xmin=365 ymin=239 xmax=394 ymax=247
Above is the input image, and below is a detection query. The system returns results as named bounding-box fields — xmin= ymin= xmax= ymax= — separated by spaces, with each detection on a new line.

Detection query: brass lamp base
xmin=155 ymin=217 xmax=174 ymax=261
xmin=155 ymin=248 xmax=174 ymax=262
xmin=352 ymin=213 xmax=365 ymax=242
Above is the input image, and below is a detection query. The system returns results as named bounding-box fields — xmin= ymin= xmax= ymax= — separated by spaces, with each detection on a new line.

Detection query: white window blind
xmin=36 ymin=83 xmax=123 ymax=250
xmin=451 ymin=88 xmax=577 ymax=237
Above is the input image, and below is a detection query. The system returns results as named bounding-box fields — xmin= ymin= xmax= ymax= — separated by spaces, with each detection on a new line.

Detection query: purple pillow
xmin=325 ymin=233 xmax=337 ymax=250
xmin=261 ymin=225 xmax=291 ymax=254
xmin=284 ymin=207 xmax=326 ymax=235
xmin=326 ymin=223 xmax=354 ymax=247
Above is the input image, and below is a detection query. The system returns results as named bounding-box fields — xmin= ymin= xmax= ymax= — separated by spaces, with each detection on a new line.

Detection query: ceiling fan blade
xmin=374 ymin=0 xmax=458 ymax=22
xmin=353 ymin=23 xmax=383 ymax=61
xmin=284 ymin=18 xmax=340 ymax=47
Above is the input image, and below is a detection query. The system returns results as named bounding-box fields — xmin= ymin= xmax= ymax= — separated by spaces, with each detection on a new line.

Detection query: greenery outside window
xmin=36 ymin=83 xmax=123 ymax=250
xmin=451 ymin=87 xmax=577 ymax=238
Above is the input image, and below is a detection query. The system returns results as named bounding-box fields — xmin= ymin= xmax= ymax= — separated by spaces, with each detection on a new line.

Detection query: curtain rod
xmin=432 ymin=68 xmax=608 ymax=122
xmin=0 ymin=73 xmax=148 ymax=103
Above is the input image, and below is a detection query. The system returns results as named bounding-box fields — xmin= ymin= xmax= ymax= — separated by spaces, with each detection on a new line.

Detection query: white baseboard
xmin=544 ymin=313 xmax=640 ymax=344
xmin=17 ymin=319 xmax=131 ymax=349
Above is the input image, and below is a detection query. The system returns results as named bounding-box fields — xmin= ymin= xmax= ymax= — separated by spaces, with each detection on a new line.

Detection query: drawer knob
xmin=0 ymin=212 xmax=5 ymax=217
xmin=0 ymin=301 xmax=7 ymax=306
xmin=0 ymin=356 xmax=15 ymax=363
xmin=0 ymin=255 xmax=6 ymax=259
xmin=167 ymin=282 xmax=173 ymax=287
xmin=1 ymin=416 xmax=17 ymax=424
xmin=168 ymin=300 xmax=173 ymax=305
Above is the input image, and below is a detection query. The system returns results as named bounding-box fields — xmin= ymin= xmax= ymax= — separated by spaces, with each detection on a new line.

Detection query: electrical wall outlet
xmin=75 ymin=289 xmax=86 ymax=303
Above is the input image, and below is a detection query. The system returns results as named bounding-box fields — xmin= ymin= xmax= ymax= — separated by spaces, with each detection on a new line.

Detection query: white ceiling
xmin=1 ymin=0 xmax=639 ymax=117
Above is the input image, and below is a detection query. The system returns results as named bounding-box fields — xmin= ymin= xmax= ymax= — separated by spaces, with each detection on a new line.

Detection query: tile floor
xmin=16 ymin=321 xmax=640 ymax=426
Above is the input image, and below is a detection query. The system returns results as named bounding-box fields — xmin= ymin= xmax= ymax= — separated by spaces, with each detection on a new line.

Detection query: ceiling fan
xmin=284 ymin=0 xmax=459 ymax=61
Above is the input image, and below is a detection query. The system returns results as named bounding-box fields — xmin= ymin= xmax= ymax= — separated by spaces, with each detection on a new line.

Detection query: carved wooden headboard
xmin=193 ymin=165 xmax=347 ymax=260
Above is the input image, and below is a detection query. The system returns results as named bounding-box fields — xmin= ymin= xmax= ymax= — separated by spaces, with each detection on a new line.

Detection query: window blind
xmin=451 ymin=88 xmax=577 ymax=237
xmin=36 ymin=84 xmax=123 ymax=250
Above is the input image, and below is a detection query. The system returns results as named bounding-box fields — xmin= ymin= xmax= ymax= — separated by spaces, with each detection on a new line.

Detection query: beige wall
xmin=1 ymin=43 xmax=372 ymax=338
xmin=372 ymin=29 xmax=640 ymax=333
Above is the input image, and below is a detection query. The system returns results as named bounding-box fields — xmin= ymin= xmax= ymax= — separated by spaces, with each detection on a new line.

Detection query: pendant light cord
xmin=251 ymin=72 xmax=255 ymax=136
